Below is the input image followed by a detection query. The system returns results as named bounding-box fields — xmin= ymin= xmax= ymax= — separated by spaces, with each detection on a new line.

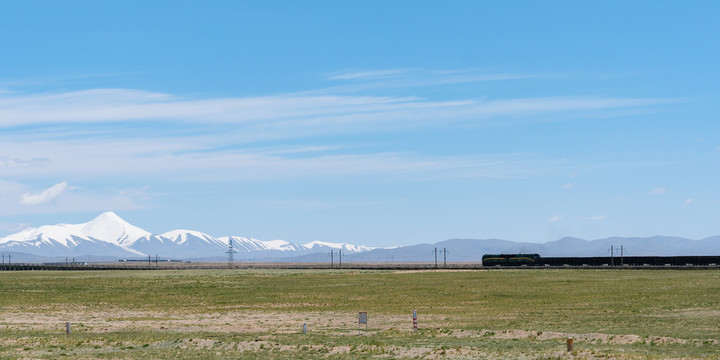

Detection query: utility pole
xmin=620 ymin=245 xmax=624 ymax=266
xmin=443 ymin=248 xmax=448 ymax=267
xmin=330 ymin=250 xmax=334 ymax=267
xmin=148 ymin=255 xmax=151 ymax=267
xmin=433 ymin=248 xmax=438 ymax=268
xmin=339 ymin=250 xmax=342 ymax=268
xmin=610 ymin=245 xmax=614 ymax=266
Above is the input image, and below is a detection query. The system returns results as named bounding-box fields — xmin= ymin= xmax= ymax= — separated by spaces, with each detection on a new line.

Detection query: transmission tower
xmin=226 ymin=237 xmax=238 ymax=267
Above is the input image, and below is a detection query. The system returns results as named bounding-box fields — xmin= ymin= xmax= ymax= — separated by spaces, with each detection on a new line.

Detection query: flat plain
xmin=0 ymin=268 xmax=718 ymax=359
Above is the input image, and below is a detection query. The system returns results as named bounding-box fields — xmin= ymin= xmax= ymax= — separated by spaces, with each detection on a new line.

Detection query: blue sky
xmin=0 ymin=1 xmax=719 ymax=246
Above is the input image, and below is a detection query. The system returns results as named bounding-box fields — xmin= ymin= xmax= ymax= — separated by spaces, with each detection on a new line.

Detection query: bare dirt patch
xmin=0 ymin=307 xmax=418 ymax=335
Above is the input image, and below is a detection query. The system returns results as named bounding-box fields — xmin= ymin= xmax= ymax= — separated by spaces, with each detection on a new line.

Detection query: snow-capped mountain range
xmin=2 ymin=212 xmax=719 ymax=263
xmin=0 ymin=212 xmax=374 ymax=261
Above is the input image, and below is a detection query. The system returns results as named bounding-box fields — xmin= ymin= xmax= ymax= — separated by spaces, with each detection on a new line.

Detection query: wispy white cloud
xmin=0 ymin=82 xmax=674 ymax=189
xmin=328 ymin=69 xmax=409 ymax=80
xmin=19 ymin=182 xmax=72 ymax=206
xmin=253 ymin=198 xmax=404 ymax=211
xmin=0 ymin=136 xmax=553 ymax=181
xmin=0 ymin=75 xmax=679 ymax=204
xmin=0 ymin=72 xmax=148 ymax=89
xmin=1 ymin=129 xmax=659 ymax=185
xmin=682 ymin=198 xmax=694 ymax=208
xmin=0 ymin=88 xmax=673 ymax=134
xmin=0 ymin=179 xmax=148 ymax=216
xmin=650 ymin=187 xmax=667 ymax=195
xmin=578 ymin=215 xmax=606 ymax=220
xmin=323 ymin=69 xmax=540 ymax=93
xmin=549 ymin=215 xmax=562 ymax=222
xmin=0 ymin=156 xmax=49 ymax=168
xmin=562 ymin=183 xmax=573 ymax=189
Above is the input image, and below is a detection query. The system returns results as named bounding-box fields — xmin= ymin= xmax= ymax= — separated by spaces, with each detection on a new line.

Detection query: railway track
xmin=1 ymin=263 xmax=718 ymax=271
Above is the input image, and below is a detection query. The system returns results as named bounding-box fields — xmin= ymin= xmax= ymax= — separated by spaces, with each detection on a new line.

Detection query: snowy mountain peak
xmin=91 ymin=211 xmax=125 ymax=223
xmin=81 ymin=212 xmax=151 ymax=246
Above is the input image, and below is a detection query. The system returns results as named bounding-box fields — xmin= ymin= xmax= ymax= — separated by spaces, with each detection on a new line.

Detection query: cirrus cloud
xmin=19 ymin=182 xmax=72 ymax=206
xmin=578 ymin=215 xmax=606 ymax=220
xmin=650 ymin=187 xmax=667 ymax=195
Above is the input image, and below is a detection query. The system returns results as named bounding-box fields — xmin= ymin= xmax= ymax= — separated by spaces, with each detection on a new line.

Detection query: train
xmin=481 ymin=254 xmax=541 ymax=266
xmin=482 ymin=254 xmax=720 ymax=267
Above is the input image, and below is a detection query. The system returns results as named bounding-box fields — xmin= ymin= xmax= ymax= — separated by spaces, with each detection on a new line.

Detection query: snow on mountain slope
xmin=219 ymin=237 xmax=371 ymax=253
xmin=0 ymin=233 xmax=143 ymax=258
xmin=160 ymin=230 xmax=220 ymax=245
xmin=303 ymin=241 xmax=374 ymax=252
xmin=217 ymin=236 xmax=304 ymax=252
xmin=0 ymin=212 xmax=379 ymax=260
xmin=81 ymin=212 xmax=151 ymax=246
xmin=0 ymin=212 xmax=150 ymax=247
xmin=127 ymin=230 xmax=228 ymax=259
xmin=0 ymin=223 xmax=86 ymax=247
xmin=262 ymin=239 xmax=305 ymax=251
xmin=218 ymin=236 xmax=265 ymax=252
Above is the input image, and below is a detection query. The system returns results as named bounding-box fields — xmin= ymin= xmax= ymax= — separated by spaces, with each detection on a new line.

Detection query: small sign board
xmin=358 ymin=312 xmax=368 ymax=331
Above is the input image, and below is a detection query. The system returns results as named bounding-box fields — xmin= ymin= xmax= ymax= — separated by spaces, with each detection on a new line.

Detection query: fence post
xmin=412 ymin=310 xmax=417 ymax=333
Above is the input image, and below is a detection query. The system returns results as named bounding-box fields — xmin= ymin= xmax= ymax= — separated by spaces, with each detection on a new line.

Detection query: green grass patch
xmin=0 ymin=269 xmax=718 ymax=359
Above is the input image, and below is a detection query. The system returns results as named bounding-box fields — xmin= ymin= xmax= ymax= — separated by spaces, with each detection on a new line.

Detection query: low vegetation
xmin=0 ymin=269 xmax=718 ymax=359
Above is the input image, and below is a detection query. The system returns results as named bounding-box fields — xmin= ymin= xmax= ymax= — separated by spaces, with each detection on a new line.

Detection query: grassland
xmin=0 ymin=269 xmax=718 ymax=359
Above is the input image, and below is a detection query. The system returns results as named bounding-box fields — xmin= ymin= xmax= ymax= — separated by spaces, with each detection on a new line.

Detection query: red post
xmin=412 ymin=310 xmax=417 ymax=332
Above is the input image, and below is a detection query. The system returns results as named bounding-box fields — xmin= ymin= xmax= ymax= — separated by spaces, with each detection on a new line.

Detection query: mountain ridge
xmin=0 ymin=212 xmax=377 ymax=260
xmin=1 ymin=212 xmax=719 ymax=262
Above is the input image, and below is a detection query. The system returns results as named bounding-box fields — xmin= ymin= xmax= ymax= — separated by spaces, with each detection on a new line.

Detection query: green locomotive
xmin=482 ymin=254 xmax=541 ymax=266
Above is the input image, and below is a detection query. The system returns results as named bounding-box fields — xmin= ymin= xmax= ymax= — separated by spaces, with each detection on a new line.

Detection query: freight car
xmin=540 ymin=255 xmax=720 ymax=267
xmin=481 ymin=254 xmax=541 ymax=266
xmin=481 ymin=254 xmax=720 ymax=267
